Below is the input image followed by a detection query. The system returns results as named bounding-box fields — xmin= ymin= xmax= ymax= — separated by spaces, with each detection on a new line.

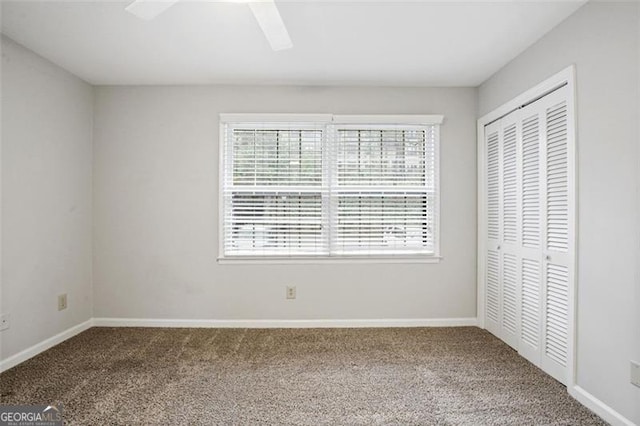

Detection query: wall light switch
xmin=58 ymin=294 xmax=68 ymax=311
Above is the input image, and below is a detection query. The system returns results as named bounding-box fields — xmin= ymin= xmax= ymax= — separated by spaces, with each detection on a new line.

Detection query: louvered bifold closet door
xmin=482 ymin=83 xmax=573 ymax=386
xmin=484 ymin=120 xmax=502 ymax=337
xmin=539 ymin=85 xmax=573 ymax=385
xmin=518 ymin=108 xmax=543 ymax=366
xmin=498 ymin=111 xmax=522 ymax=350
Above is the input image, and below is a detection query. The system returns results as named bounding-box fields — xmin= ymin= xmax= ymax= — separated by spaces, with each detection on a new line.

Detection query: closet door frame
xmin=477 ymin=65 xmax=577 ymax=387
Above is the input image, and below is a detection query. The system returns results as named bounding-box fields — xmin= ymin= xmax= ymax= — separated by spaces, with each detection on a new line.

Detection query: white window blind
xmin=331 ymin=125 xmax=437 ymax=255
xmin=222 ymin=123 xmax=327 ymax=256
xmin=220 ymin=115 xmax=441 ymax=259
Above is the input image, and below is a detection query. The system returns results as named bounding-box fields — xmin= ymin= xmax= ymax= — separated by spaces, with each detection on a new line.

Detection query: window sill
xmin=217 ymin=255 xmax=443 ymax=265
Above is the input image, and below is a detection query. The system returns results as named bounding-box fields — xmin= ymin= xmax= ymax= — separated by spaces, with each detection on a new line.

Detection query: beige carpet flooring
xmin=0 ymin=327 xmax=604 ymax=425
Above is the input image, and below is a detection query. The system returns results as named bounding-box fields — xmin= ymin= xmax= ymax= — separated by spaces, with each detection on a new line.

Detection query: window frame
xmin=218 ymin=113 xmax=443 ymax=264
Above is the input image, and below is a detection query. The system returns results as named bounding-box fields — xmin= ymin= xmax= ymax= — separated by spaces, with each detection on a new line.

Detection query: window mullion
xmin=324 ymin=123 xmax=335 ymax=256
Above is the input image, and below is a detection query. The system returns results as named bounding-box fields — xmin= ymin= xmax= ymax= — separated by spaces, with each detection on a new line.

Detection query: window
xmin=220 ymin=114 xmax=442 ymax=261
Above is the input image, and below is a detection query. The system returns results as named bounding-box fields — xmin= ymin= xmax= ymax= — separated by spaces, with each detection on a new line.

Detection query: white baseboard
xmin=569 ymin=385 xmax=636 ymax=426
xmin=0 ymin=317 xmax=476 ymax=372
xmin=0 ymin=319 xmax=94 ymax=373
xmin=92 ymin=317 xmax=478 ymax=328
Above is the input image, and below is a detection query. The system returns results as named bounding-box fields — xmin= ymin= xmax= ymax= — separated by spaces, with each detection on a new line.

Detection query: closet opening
xmin=477 ymin=66 xmax=577 ymax=387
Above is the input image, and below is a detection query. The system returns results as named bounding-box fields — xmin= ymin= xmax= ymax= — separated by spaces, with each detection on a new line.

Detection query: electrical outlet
xmin=58 ymin=294 xmax=68 ymax=311
xmin=0 ymin=313 xmax=9 ymax=331
xmin=286 ymin=286 xmax=296 ymax=300
xmin=631 ymin=361 xmax=640 ymax=388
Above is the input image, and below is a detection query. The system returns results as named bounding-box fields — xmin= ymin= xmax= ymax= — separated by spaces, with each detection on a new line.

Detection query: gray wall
xmin=1 ymin=36 xmax=93 ymax=360
xmin=92 ymin=85 xmax=478 ymax=321
xmin=478 ymin=2 xmax=640 ymax=422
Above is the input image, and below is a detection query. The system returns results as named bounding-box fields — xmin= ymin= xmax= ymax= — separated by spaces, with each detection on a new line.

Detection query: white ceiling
xmin=0 ymin=0 xmax=585 ymax=87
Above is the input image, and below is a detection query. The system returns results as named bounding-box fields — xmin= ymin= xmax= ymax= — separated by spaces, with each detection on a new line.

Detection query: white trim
xmin=476 ymin=114 xmax=486 ymax=328
xmin=0 ymin=319 xmax=93 ymax=373
xmin=477 ymin=66 xmax=574 ymax=125
xmin=476 ymin=65 xmax=577 ymax=384
xmin=217 ymin=255 xmax=442 ymax=265
xmin=333 ymin=114 xmax=444 ymax=125
xmin=566 ymin=64 xmax=579 ymax=392
xmin=0 ymin=317 xmax=476 ymax=371
xmin=218 ymin=122 xmax=225 ymax=262
xmin=219 ymin=114 xmax=444 ymax=126
xmin=220 ymin=113 xmax=333 ymax=123
xmin=433 ymin=122 xmax=442 ymax=259
xmin=568 ymin=386 xmax=635 ymax=426
xmin=93 ymin=317 xmax=477 ymax=328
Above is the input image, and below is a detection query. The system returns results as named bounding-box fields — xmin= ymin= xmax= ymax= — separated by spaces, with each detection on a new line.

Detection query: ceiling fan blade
xmin=248 ymin=0 xmax=293 ymax=51
xmin=126 ymin=0 xmax=180 ymax=21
